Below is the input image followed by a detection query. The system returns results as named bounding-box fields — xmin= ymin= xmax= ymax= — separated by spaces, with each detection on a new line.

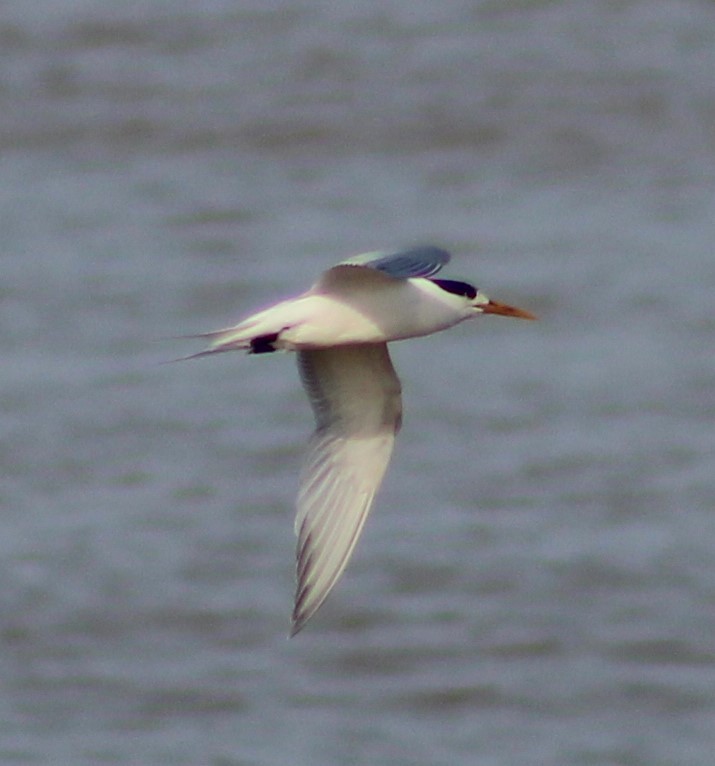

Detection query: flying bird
xmin=184 ymin=246 xmax=536 ymax=635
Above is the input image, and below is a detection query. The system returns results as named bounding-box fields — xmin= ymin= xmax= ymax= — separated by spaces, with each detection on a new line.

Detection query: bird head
xmin=429 ymin=278 xmax=537 ymax=320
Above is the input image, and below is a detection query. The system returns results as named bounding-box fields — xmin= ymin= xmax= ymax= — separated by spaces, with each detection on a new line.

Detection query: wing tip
xmin=289 ymin=612 xmax=308 ymax=638
xmin=290 ymin=584 xmax=318 ymax=637
xmin=289 ymin=557 xmax=321 ymax=637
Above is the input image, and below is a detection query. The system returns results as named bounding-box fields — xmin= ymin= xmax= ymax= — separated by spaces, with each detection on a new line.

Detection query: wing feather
xmin=338 ymin=245 xmax=450 ymax=278
xmin=313 ymin=246 xmax=451 ymax=295
xmin=292 ymin=344 xmax=402 ymax=635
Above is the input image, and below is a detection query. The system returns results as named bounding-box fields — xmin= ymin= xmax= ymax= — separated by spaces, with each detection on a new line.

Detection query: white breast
xmin=281 ymin=277 xmax=470 ymax=349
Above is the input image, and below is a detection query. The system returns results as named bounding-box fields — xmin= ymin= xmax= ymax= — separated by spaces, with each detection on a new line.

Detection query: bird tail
xmin=174 ymin=299 xmax=300 ymax=361
xmin=172 ymin=322 xmax=261 ymax=361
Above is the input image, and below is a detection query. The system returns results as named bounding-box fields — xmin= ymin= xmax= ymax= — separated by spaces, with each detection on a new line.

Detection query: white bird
xmin=185 ymin=246 xmax=536 ymax=635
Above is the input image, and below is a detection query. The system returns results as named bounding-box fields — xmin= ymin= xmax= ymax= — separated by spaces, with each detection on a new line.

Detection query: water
xmin=2 ymin=1 xmax=715 ymax=764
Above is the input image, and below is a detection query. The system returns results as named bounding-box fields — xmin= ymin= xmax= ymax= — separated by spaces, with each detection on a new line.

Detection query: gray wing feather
xmin=339 ymin=245 xmax=451 ymax=279
xmin=292 ymin=344 xmax=402 ymax=635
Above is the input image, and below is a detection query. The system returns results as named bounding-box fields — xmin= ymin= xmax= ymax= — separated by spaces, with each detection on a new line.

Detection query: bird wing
xmin=292 ymin=343 xmax=402 ymax=635
xmin=313 ymin=246 xmax=451 ymax=295
xmin=338 ymin=245 xmax=450 ymax=278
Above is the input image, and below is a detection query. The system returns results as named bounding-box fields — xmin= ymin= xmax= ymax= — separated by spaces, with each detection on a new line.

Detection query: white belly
xmin=282 ymin=279 xmax=467 ymax=349
xmin=205 ymin=277 xmax=471 ymax=354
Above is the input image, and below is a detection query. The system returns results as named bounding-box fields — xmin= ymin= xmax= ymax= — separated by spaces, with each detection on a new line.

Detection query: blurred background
xmin=2 ymin=1 xmax=715 ymax=764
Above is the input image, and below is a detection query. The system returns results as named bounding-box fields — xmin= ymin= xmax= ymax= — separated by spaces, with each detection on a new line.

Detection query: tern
xmin=185 ymin=246 xmax=536 ymax=635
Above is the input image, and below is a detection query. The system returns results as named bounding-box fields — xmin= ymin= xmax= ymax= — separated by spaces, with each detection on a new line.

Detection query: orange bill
xmin=482 ymin=300 xmax=537 ymax=320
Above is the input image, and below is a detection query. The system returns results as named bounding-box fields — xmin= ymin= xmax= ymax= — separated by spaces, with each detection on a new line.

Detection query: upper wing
xmin=312 ymin=245 xmax=451 ymax=295
xmin=339 ymin=245 xmax=450 ymax=278
xmin=292 ymin=344 xmax=402 ymax=635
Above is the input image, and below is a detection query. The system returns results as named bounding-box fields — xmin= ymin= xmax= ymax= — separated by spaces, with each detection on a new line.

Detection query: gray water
xmin=2 ymin=2 xmax=715 ymax=764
